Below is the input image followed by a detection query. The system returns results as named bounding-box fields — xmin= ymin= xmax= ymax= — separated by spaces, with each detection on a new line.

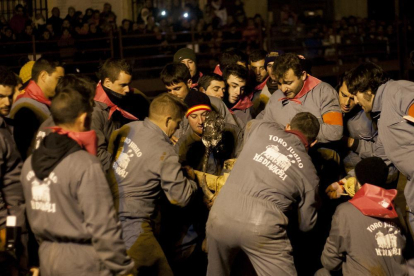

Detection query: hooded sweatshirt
xmin=21 ymin=132 xmax=134 ymax=274
xmin=321 ymin=184 xmax=408 ymax=275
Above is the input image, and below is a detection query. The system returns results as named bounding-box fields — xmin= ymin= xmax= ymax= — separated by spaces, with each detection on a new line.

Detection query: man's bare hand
xmin=182 ymin=165 xmax=195 ymax=180
xmin=170 ymin=136 xmax=178 ymax=145
xmin=325 ymin=178 xmax=347 ymax=199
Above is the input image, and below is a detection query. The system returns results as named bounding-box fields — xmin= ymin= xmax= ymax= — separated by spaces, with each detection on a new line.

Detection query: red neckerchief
xmin=94 ymin=83 xmax=138 ymax=120
xmin=284 ymin=129 xmax=310 ymax=151
xmin=229 ymin=95 xmax=253 ymax=114
xmin=350 ymin=184 xmax=398 ymax=219
xmin=254 ymin=76 xmax=269 ymax=92
xmin=278 ymin=75 xmax=321 ymax=104
xmin=214 ymin=64 xmax=222 ymax=76
xmin=49 ymin=126 xmax=98 ymax=156
xmin=16 ymin=80 xmax=51 ymax=106
xmin=191 ymin=72 xmax=203 ymax=88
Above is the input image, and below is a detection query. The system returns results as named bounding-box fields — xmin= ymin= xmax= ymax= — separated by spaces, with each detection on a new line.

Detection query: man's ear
xmin=186 ymin=79 xmax=193 ymax=89
xmin=77 ymin=112 xmax=89 ymax=131
xmin=165 ymin=116 xmax=172 ymax=128
xmin=199 ymin=87 xmax=206 ymax=93
xmin=301 ymin=71 xmax=307 ymax=81
xmin=310 ymin=140 xmax=317 ymax=148
xmin=103 ymin=77 xmax=112 ymax=88
xmin=38 ymin=70 xmax=48 ymax=84
xmin=285 ymin=123 xmax=291 ymax=130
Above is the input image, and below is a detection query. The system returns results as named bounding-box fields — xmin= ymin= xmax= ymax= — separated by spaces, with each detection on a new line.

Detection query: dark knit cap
xmin=355 ymin=157 xmax=388 ymax=188
xmin=174 ymin=48 xmax=196 ymax=63
xmin=264 ymin=51 xmax=281 ymax=67
xmin=184 ymin=91 xmax=211 ymax=117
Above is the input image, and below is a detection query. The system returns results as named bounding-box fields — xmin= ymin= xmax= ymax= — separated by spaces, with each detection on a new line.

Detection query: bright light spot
xmin=183 ymin=12 xmax=188 ymax=18
xmin=161 ymin=10 xmax=166 ymax=16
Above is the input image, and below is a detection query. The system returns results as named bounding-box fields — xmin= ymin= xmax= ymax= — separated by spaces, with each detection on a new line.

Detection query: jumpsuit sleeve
xmin=160 ymin=153 xmax=198 ymax=207
xmin=298 ymin=171 xmax=320 ymax=232
xmin=91 ymin=109 xmax=112 ymax=171
xmin=0 ymin=134 xmax=25 ymax=228
xmin=317 ymin=84 xmax=343 ymax=143
xmin=321 ymin=206 xmax=347 ymax=271
xmin=77 ymin=162 xmax=134 ymax=275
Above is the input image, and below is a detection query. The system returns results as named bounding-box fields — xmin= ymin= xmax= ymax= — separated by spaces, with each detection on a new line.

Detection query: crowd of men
xmin=0 ymin=45 xmax=413 ymax=276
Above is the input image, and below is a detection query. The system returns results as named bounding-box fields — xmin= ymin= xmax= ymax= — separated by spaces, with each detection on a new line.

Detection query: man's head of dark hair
xmin=32 ymin=57 xmax=64 ymax=83
xmin=355 ymin=157 xmax=388 ymax=189
xmin=0 ymin=66 xmax=18 ymax=89
xmin=223 ymin=64 xmax=249 ymax=82
xmin=290 ymin=112 xmax=320 ymax=143
xmin=219 ymin=48 xmax=248 ymax=70
xmin=346 ymin=62 xmax=387 ymax=95
xmin=249 ymin=49 xmax=267 ymax=63
xmin=272 ymin=53 xmax=304 ymax=81
xmin=160 ymin=63 xmax=191 ymax=86
xmin=51 ymin=74 xmax=95 ymax=126
xmin=98 ymin=58 xmax=131 ymax=83
xmin=198 ymin=73 xmax=223 ymax=90
xmin=338 ymin=70 xmax=353 ymax=90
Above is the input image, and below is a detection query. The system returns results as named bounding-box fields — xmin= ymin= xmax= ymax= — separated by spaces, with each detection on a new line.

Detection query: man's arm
xmin=77 ymin=161 xmax=134 ymax=275
xmin=318 ymin=84 xmax=343 ymax=143
xmin=91 ymin=108 xmax=112 ymax=171
xmin=160 ymin=153 xmax=198 ymax=207
xmin=0 ymin=134 xmax=24 ymax=228
xmin=321 ymin=206 xmax=347 ymax=271
xmin=13 ymin=108 xmax=41 ymax=160
xmin=298 ymin=169 xmax=320 ymax=232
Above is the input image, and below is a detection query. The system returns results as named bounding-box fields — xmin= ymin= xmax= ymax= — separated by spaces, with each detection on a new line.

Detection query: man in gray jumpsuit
xmin=346 ymin=62 xmax=414 ymax=233
xmin=108 ymin=93 xmax=198 ymax=275
xmin=206 ymin=112 xmax=320 ymax=276
xmin=257 ymin=53 xmax=343 ymax=143
xmin=21 ymin=75 xmax=134 ymax=275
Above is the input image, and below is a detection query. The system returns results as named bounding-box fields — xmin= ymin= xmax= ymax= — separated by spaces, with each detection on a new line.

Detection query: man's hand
xmin=347 ymin=137 xmax=355 ymax=148
xmin=182 ymin=165 xmax=195 ymax=180
xmin=325 ymin=179 xmax=347 ymax=199
xmin=30 ymin=267 xmax=39 ymax=276
xmin=170 ymin=136 xmax=178 ymax=145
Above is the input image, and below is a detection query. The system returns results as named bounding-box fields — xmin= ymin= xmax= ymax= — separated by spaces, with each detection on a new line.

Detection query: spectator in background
xmin=211 ymin=0 xmax=227 ymax=26
xmin=83 ymin=8 xmax=94 ymax=24
xmin=47 ymin=7 xmax=63 ymax=36
xmin=10 ymin=4 xmax=29 ymax=35
xmin=120 ymin=19 xmax=132 ymax=34
xmin=143 ymin=0 xmax=159 ymax=21
xmin=33 ymin=13 xmax=46 ymax=33
xmin=64 ymin=7 xmax=76 ymax=27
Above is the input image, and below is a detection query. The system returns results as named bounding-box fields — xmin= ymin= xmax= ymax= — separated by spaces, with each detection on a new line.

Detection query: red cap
xmin=349 ymin=184 xmax=398 ymax=219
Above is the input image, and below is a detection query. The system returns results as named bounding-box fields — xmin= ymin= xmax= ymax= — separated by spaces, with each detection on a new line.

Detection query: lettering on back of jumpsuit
xmin=113 ymin=137 xmax=143 ymax=179
xmin=28 ymin=170 xmax=58 ymax=213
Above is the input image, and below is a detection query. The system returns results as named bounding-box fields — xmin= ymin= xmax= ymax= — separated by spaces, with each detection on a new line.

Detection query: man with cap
xmin=174 ymin=47 xmax=202 ymax=88
xmin=107 ymin=93 xmax=198 ymax=275
xmin=317 ymin=157 xmax=409 ymax=276
xmin=176 ymin=90 xmax=242 ymax=175
xmin=160 ymin=63 xmax=238 ymax=138
xmin=10 ymin=57 xmax=64 ymax=160
xmin=206 ymin=112 xmax=320 ymax=276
